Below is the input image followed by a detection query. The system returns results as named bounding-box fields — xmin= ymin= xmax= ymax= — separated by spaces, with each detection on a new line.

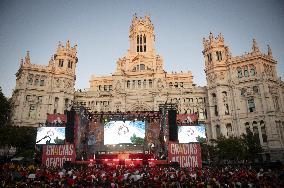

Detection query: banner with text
xmin=168 ymin=142 xmax=202 ymax=169
xmin=176 ymin=114 xmax=198 ymax=126
xmin=42 ymin=144 xmax=75 ymax=167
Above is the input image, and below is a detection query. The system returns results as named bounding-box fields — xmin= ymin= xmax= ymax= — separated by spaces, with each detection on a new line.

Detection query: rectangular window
xmin=28 ymin=76 xmax=33 ymax=85
xmin=40 ymin=79 xmax=44 ymax=86
xmin=34 ymin=78 xmax=39 ymax=85
xmin=248 ymin=98 xmax=255 ymax=112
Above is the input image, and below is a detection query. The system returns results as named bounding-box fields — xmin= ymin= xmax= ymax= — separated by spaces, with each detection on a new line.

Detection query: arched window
xmin=140 ymin=35 xmax=143 ymax=52
xmin=59 ymin=59 xmax=64 ymax=67
xmin=245 ymin=122 xmax=250 ymax=134
xmin=67 ymin=60 xmax=73 ymax=69
xmin=226 ymin=123 xmax=232 ymax=137
xmin=40 ymin=76 xmax=45 ymax=86
xmin=207 ymin=53 xmax=212 ymax=63
xmin=260 ymin=121 xmax=267 ymax=142
xmin=34 ymin=76 xmax=40 ymax=86
xmin=252 ymin=121 xmax=260 ymax=144
xmin=140 ymin=64 xmax=145 ymax=70
xmin=252 ymin=121 xmax=258 ymax=135
xmin=28 ymin=74 xmax=33 ymax=85
xmin=143 ymin=79 xmax=146 ymax=88
xmin=137 ymin=35 xmax=139 ymax=44
xmin=244 ymin=66 xmax=249 ymax=77
xmin=237 ymin=67 xmax=243 ymax=78
xmin=143 ymin=34 xmax=146 ymax=52
xmin=250 ymin=65 xmax=256 ymax=76
xmin=216 ymin=125 xmax=221 ymax=137
xmin=216 ymin=51 xmax=222 ymax=61
xmin=127 ymin=80 xmax=130 ymax=88
xmin=137 ymin=35 xmax=139 ymax=50
xmin=253 ymin=86 xmax=259 ymax=93
xmin=241 ymin=88 xmax=246 ymax=96
xmin=212 ymin=93 xmax=217 ymax=103
xmin=149 ymin=79 xmax=152 ymax=88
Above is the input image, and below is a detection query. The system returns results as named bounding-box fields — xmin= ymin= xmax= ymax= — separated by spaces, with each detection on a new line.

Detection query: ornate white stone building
xmin=203 ymin=33 xmax=284 ymax=160
xmin=11 ymin=15 xmax=284 ymax=160
xmin=74 ymin=15 xmax=208 ymax=120
xmin=11 ymin=41 xmax=77 ymax=126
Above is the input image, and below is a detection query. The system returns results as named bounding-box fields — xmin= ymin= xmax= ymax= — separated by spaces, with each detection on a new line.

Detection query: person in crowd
xmin=0 ymin=161 xmax=283 ymax=187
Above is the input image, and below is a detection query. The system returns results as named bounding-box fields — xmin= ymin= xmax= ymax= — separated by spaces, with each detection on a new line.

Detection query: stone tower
xmin=203 ymin=33 xmax=234 ymax=139
xmin=129 ymin=14 xmax=155 ymax=56
xmin=51 ymin=40 xmax=78 ymax=114
xmin=11 ymin=41 xmax=78 ymax=127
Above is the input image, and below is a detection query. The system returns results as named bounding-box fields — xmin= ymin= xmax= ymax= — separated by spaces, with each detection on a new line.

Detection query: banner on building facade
xmin=42 ymin=144 xmax=75 ymax=167
xmin=176 ymin=114 xmax=199 ymax=126
xmin=46 ymin=114 xmax=67 ymax=126
xmin=168 ymin=142 xmax=202 ymax=168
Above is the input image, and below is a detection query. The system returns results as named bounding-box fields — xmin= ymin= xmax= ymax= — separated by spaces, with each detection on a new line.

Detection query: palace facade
xmin=11 ymin=41 xmax=77 ymax=126
xmin=11 ymin=15 xmax=284 ymax=161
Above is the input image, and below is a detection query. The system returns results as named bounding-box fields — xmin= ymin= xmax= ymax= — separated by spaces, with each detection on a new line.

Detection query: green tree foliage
xmin=206 ymin=131 xmax=263 ymax=163
xmin=54 ymin=137 xmax=65 ymax=144
xmin=130 ymin=134 xmax=144 ymax=145
xmin=213 ymin=136 xmax=245 ymax=161
xmin=197 ymin=137 xmax=216 ymax=162
xmin=0 ymin=126 xmax=37 ymax=153
xmin=0 ymin=87 xmax=11 ymax=126
xmin=242 ymin=129 xmax=263 ymax=162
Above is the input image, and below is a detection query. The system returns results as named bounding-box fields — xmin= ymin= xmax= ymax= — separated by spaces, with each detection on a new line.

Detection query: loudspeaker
xmin=66 ymin=109 xmax=75 ymax=143
xmin=168 ymin=110 xmax=178 ymax=141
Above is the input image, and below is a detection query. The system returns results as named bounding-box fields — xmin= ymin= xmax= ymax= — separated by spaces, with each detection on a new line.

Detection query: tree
xmin=213 ymin=136 xmax=245 ymax=162
xmin=241 ymin=129 xmax=263 ymax=162
xmin=0 ymin=87 xmax=11 ymax=126
xmin=130 ymin=134 xmax=144 ymax=145
xmin=197 ymin=137 xmax=217 ymax=163
xmin=0 ymin=126 xmax=37 ymax=156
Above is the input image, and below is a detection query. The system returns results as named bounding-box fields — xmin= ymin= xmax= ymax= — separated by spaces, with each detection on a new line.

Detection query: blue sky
xmin=0 ymin=0 xmax=283 ymax=97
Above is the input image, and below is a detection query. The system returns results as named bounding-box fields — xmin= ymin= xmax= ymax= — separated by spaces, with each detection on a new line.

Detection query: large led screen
xmin=104 ymin=121 xmax=145 ymax=145
xmin=178 ymin=125 xmax=206 ymax=143
xmin=36 ymin=127 xmax=65 ymax=145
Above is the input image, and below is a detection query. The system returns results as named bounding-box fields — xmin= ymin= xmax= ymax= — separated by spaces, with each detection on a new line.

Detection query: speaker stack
xmin=168 ymin=110 xmax=178 ymax=142
xmin=66 ymin=109 xmax=75 ymax=143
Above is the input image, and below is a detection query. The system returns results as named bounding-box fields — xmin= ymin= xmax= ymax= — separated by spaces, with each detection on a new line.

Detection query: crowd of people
xmin=1 ymin=162 xmax=284 ymax=187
